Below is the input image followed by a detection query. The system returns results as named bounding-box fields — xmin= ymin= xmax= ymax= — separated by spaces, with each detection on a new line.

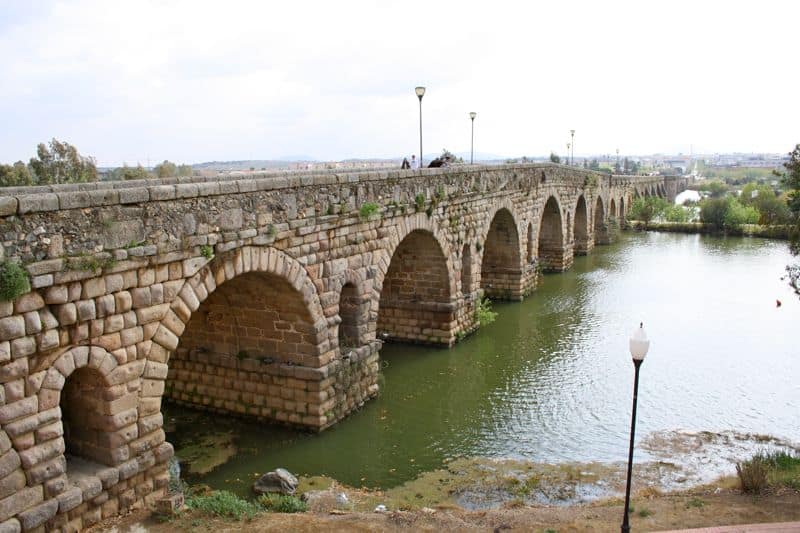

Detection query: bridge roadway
xmin=0 ymin=164 xmax=684 ymax=530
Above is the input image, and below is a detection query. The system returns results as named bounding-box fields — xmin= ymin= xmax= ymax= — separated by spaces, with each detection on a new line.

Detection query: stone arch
xmin=619 ymin=196 xmax=626 ymax=223
xmin=377 ymin=228 xmax=453 ymax=345
xmin=39 ymin=346 xmax=143 ymax=474
xmin=537 ymin=196 xmax=567 ymax=271
xmin=594 ymin=196 xmax=610 ymax=245
xmin=573 ymin=195 xmax=590 ymax=255
xmin=336 ymin=270 xmax=370 ymax=352
xmin=610 ymin=198 xmax=617 ymax=219
xmin=480 ymin=207 xmax=523 ymax=300
xmin=162 ymin=246 xmax=335 ymax=430
xmin=461 ymin=243 xmax=473 ymax=297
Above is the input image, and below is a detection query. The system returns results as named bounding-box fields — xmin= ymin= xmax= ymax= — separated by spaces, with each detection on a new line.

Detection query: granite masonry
xmin=0 ymin=164 xmax=683 ymax=531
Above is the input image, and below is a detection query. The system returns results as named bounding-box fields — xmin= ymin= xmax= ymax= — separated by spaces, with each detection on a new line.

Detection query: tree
xmin=0 ymin=161 xmax=34 ymax=187
xmin=628 ymin=197 xmax=670 ymax=227
xmin=177 ymin=164 xmax=193 ymax=177
xmin=110 ymin=164 xmax=152 ymax=181
xmin=549 ymin=152 xmax=561 ymax=164
xmin=154 ymin=160 xmax=178 ymax=178
xmin=739 ymin=183 xmax=790 ymax=225
xmin=29 ymin=138 xmax=97 ymax=184
xmin=779 ymin=144 xmax=800 ymax=295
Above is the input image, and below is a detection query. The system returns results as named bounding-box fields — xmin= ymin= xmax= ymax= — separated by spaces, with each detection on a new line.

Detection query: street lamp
xmin=566 ymin=143 xmax=571 ymax=165
xmin=469 ymin=112 xmax=477 ymax=165
xmin=621 ymin=323 xmax=650 ymax=533
xmin=570 ymin=129 xmax=575 ymax=165
xmin=415 ymin=86 xmax=426 ymax=168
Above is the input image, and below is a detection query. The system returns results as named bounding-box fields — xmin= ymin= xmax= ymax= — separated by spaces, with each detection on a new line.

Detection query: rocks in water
xmin=253 ymin=468 xmax=299 ymax=495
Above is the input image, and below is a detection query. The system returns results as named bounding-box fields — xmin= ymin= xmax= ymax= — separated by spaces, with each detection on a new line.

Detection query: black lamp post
xmin=570 ymin=129 xmax=575 ymax=165
xmin=469 ymin=112 xmax=477 ymax=164
xmin=621 ymin=323 xmax=650 ymax=533
xmin=415 ymin=86 xmax=426 ymax=168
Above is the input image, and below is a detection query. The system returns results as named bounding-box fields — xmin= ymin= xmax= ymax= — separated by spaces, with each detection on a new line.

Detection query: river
xmin=164 ymin=231 xmax=800 ymax=494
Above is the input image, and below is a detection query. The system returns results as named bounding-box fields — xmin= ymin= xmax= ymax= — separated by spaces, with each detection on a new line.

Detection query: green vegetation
xmin=739 ymin=183 xmax=790 ymax=225
xmin=415 ymin=193 xmax=426 ymax=212
xmin=686 ymin=497 xmax=705 ymax=509
xmin=475 ymin=297 xmax=498 ymax=326
xmin=0 ymin=161 xmax=33 ymax=187
xmin=699 ymin=197 xmax=759 ymax=231
xmin=697 ymin=162 xmax=777 ymax=185
xmin=736 ymin=450 xmax=800 ymax=493
xmin=637 ymin=507 xmax=653 ymax=518
xmin=549 ymin=152 xmax=561 ymax=164
xmin=29 ymin=138 xmax=97 ymax=185
xmin=779 ymin=145 xmax=800 ymax=296
xmin=628 ymin=197 xmax=671 ymax=227
xmin=200 ymin=245 xmax=214 ymax=259
xmin=358 ymin=202 xmax=380 ymax=220
xmin=0 ymin=261 xmax=30 ymax=301
xmin=185 ymin=490 xmax=260 ymax=520
xmin=154 ymin=160 xmax=193 ymax=178
xmin=258 ymin=494 xmax=308 ymax=513
xmin=692 ymin=180 xmax=728 ymax=198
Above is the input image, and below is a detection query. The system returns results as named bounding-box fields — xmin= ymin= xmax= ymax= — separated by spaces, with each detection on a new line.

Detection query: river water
xmin=164 ymin=231 xmax=800 ymax=493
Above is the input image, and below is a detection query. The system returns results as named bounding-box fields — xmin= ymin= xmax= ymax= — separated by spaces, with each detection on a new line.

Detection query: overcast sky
xmin=1 ymin=0 xmax=798 ymax=166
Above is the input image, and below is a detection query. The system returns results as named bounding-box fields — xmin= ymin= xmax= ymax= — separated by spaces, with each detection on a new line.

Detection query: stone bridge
xmin=0 ymin=164 xmax=683 ymax=530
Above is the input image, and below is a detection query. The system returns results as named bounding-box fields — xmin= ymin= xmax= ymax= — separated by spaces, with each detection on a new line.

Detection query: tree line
xmin=0 ymin=138 xmax=193 ymax=187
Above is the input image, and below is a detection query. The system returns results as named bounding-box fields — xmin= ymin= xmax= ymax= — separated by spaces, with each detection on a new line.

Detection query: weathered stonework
xmin=0 ymin=164 xmax=682 ymax=530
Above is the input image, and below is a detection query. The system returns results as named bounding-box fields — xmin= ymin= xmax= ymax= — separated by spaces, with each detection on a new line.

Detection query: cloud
xmin=1 ymin=0 xmax=798 ymax=165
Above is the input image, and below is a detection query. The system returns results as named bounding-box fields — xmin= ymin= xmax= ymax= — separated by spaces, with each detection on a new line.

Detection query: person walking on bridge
xmin=410 ymin=155 xmax=419 ymax=170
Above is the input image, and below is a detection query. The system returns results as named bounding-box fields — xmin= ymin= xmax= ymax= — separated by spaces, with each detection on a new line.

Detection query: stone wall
xmin=0 ymin=164 xmax=670 ymax=530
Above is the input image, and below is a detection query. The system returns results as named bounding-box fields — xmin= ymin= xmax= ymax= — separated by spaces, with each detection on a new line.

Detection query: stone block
xmin=0 ymin=470 xmax=25 ymax=500
xmin=0 ymin=317 xmax=25 ymax=342
xmin=56 ymin=486 xmax=82 ymax=513
xmin=9 ymin=337 xmax=35 ymax=359
xmin=76 ymin=476 xmax=102 ymax=500
xmin=16 ymin=497 xmax=57 ymax=530
xmin=0 ymin=485 xmax=43 ymax=522
xmin=0 ymin=343 xmax=9 ymax=364
xmin=75 ymin=299 xmax=96 ymax=321
xmin=36 ymin=330 xmax=59 ymax=352
xmin=0 ymin=518 xmax=20 ymax=533
xmin=25 ymin=455 xmax=66 ymax=485
xmin=17 ymin=437 xmax=63 ymax=469
xmin=0 ymin=396 xmax=37 ymax=424
xmin=22 ymin=312 xmax=41 ymax=335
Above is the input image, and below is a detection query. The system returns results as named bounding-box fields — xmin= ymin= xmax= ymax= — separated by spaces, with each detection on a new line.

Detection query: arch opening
xmin=480 ymin=208 xmax=522 ymax=300
xmin=461 ymin=243 xmax=473 ymax=297
xmin=537 ymin=197 xmax=566 ymax=271
xmin=594 ymin=196 xmax=610 ymax=245
xmin=377 ymin=229 xmax=453 ymax=345
xmin=574 ymin=195 xmax=590 ymax=255
xmin=338 ymin=282 xmax=362 ymax=351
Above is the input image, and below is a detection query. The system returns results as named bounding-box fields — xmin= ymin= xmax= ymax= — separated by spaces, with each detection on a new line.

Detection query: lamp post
xmin=570 ymin=129 xmax=575 ymax=165
xmin=616 ymin=148 xmax=620 ymax=171
xmin=566 ymin=143 xmax=571 ymax=165
xmin=621 ymin=323 xmax=650 ymax=533
xmin=469 ymin=112 xmax=477 ymax=165
xmin=415 ymin=86 xmax=426 ymax=168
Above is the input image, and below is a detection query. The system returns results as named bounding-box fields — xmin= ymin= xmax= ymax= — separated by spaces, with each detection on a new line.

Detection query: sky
xmin=1 ymin=0 xmax=798 ymax=166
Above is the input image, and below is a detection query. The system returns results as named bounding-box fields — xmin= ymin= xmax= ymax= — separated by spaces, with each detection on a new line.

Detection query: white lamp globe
xmin=629 ymin=322 xmax=650 ymax=361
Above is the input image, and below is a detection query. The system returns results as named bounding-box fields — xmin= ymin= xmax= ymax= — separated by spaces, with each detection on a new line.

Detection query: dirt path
xmin=96 ymin=486 xmax=800 ymax=532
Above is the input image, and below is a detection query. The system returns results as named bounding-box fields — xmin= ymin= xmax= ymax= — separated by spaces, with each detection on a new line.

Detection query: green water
xmin=164 ymin=231 xmax=800 ymax=493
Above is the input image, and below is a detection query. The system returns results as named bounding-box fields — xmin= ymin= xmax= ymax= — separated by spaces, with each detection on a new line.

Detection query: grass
xmin=686 ymin=497 xmax=705 ymax=509
xmin=258 ymin=494 xmax=308 ymax=513
xmin=185 ymin=490 xmax=261 ymax=520
xmin=474 ymin=297 xmax=498 ymax=327
xmin=736 ymin=451 xmax=800 ymax=493
xmin=358 ymin=202 xmax=380 ymax=220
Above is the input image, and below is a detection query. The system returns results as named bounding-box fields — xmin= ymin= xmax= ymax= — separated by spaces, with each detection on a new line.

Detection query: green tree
xmin=723 ymin=198 xmax=759 ymax=228
xmin=29 ymin=138 xmax=97 ymax=184
xmin=665 ymin=204 xmax=692 ymax=223
xmin=549 ymin=152 xmax=561 ymax=164
xmin=699 ymin=197 xmax=729 ymax=230
xmin=111 ymin=164 xmax=152 ymax=181
xmin=779 ymin=144 xmax=800 ymax=295
xmin=589 ymin=159 xmax=601 ymax=171
xmin=628 ymin=197 xmax=670 ymax=227
xmin=177 ymin=164 xmax=193 ymax=177
xmin=0 ymin=161 xmax=34 ymax=187
xmin=154 ymin=160 xmax=178 ymax=178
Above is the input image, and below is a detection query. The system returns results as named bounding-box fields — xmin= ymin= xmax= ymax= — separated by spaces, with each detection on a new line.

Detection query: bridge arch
xmin=376 ymin=227 xmax=454 ymax=345
xmin=537 ymin=195 xmax=568 ymax=271
xmin=610 ymin=198 xmax=617 ymax=219
xmin=336 ymin=269 xmax=371 ymax=352
xmin=573 ymin=195 xmax=591 ymax=255
xmin=619 ymin=196 xmax=626 ymax=221
xmin=480 ymin=206 xmax=523 ymax=300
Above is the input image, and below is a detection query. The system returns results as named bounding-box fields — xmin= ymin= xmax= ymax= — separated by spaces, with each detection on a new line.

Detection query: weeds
xmin=415 ymin=193 xmax=425 ymax=212
xmin=200 ymin=244 xmax=214 ymax=259
xmin=185 ymin=490 xmax=261 ymax=520
xmin=474 ymin=297 xmax=498 ymax=327
xmin=359 ymin=202 xmax=380 ymax=220
xmin=258 ymin=494 xmax=308 ymax=513
xmin=0 ymin=261 xmax=30 ymax=302
xmin=637 ymin=507 xmax=652 ymax=518
xmin=686 ymin=497 xmax=705 ymax=509
xmin=736 ymin=453 xmax=770 ymax=493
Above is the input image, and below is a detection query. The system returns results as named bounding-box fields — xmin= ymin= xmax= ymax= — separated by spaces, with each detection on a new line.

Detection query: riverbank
xmin=93 ymin=479 xmax=800 ymax=532
xmin=628 ymin=220 xmax=792 ymax=239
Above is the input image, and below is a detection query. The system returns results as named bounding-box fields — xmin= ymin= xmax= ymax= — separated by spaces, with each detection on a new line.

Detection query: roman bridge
xmin=0 ymin=164 xmax=683 ymax=531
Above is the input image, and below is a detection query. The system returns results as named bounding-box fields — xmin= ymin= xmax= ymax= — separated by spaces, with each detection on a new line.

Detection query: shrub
xmin=258 ymin=493 xmax=308 ymax=513
xmin=736 ymin=454 xmax=769 ymax=493
xmin=415 ymin=193 xmax=426 ymax=212
xmin=665 ymin=204 xmax=692 ymax=223
xmin=358 ymin=202 xmax=380 ymax=220
xmin=475 ymin=297 xmax=498 ymax=326
xmin=700 ymin=197 xmax=729 ymax=230
xmin=0 ymin=261 xmax=30 ymax=302
xmin=185 ymin=490 xmax=261 ymax=520
xmin=200 ymin=244 xmax=214 ymax=259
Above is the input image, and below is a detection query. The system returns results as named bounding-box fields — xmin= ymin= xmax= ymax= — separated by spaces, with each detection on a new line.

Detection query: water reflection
xmin=165 ymin=232 xmax=799 ymax=493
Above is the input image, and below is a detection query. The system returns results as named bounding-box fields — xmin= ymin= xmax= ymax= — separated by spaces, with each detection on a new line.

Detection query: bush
xmin=475 ymin=297 xmax=498 ymax=326
xmin=724 ymin=198 xmax=759 ymax=228
xmin=185 ymin=490 xmax=261 ymax=520
xmin=665 ymin=204 xmax=692 ymax=223
xmin=0 ymin=261 xmax=30 ymax=302
xmin=358 ymin=202 xmax=380 ymax=220
xmin=628 ymin=197 xmax=670 ymax=225
xmin=258 ymin=493 xmax=308 ymax=513
xmin=700 ymin=197 xmax=729 ymax=229
xmin=736 ymin=454 xmax=770 ymax=493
